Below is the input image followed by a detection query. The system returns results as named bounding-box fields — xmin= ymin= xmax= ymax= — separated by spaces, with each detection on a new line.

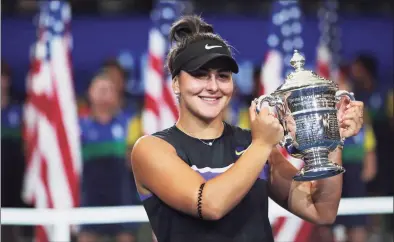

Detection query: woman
xmin=131 ymin=16 xmax=364 ymax=242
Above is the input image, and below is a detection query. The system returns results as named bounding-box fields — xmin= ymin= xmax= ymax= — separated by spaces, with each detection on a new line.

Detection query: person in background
xmin=310 ymin=65 xmax=378 ymax=242
xmin=101 ymin=58 xmax=142 ymax=143
xmin=334 ymin=66 xmax=378 ymax=242
xmin=102 ymin=59 xmax=127 ymax=101
xmin=78 ymin=58 xmax=131 ymax=116
xmin=349 ymin=54 xmax=393 ymax=239
xmin=102 ymin=58 xmax=143 ymax=114
xmin=1 ymin=60 xmax=26 ymax=242
xmin=102 ymin=58 xmax=143 ymax=207
xmin=78 ymin=72 xmax=138 ymax=242
xmin=77 ymin=59 xmax=127 ymax=117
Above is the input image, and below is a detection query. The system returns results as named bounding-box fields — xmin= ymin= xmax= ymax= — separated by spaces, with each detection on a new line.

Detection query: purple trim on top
xmin=258 ymin=163 xmax=270 ymax=180
xmin=194 ymin=163 xmax=270 ymax=181
xmin=139 ymin=192 xmax=153 ymax=201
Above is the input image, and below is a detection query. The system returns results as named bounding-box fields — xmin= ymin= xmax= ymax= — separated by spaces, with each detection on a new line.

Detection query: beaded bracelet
xmin=197 ymin=183 xmax=205 ymax=219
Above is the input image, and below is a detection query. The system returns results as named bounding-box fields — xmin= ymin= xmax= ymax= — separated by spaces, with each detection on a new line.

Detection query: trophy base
xmin=293 ymin=162 xmax=345 ymax=181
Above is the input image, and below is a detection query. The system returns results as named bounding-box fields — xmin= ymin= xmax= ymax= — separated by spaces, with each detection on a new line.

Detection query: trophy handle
xmin=335 ymin=90 xmax=355 ymax=104
xmin=255 ymin=95 xmax=293 ymax=147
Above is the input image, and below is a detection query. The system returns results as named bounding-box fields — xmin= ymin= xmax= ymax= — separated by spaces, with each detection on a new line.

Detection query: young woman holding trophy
xmin=131 ymin=15 xmax=365 ymax=242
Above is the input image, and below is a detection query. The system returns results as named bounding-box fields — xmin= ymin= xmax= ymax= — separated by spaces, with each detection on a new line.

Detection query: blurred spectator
xmin=309 ymin=65 xmax=378 ymax=242
xmin=349 ymin=54 xmax=393 ymax=194
xmin=1 ymin=60 xmax=26 ymax=242
xmin=335 ymin=67 xmax=378 ymax=242
xmin=349 ymin=53 xmax=394 ymax=239
xmin=102 ymin=58 xmax=127 ymax=107
xmin=101 ymin=58 xmax=143 ymax=201
xmin=78 ymin=72 xmax=138 ymax=242
xmin=77 ymin=59 xmax=127 ymax=117
xmin=78 ymin=58 xmax=142 ymax=115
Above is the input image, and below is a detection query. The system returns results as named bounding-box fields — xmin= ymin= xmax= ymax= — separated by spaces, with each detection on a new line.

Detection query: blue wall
xmin=2 ymin=15 xmax=393 ymax=96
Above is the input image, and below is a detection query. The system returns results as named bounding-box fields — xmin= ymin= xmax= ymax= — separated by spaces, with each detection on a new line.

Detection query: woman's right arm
xmin=131 ymin=135 xmax=271 ymax=220
xmin=131 ymin=104 xmax=283 ymax=220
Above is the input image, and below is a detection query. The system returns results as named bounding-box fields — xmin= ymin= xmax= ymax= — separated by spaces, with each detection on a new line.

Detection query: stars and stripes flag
xmin=142 ymin=1 xmax=180 ymax=135
xmin=316 ymin=0 xmax=341 ymax=80
xmin=259 ymin=0 xmax=304 ymax=96
xmin=22 ymin=2 xmax=82 ymax=242
xmin=259 ymin=1 xmax=314 ymax=241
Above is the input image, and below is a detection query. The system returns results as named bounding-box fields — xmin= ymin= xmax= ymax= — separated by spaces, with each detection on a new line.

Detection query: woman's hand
xmin=337 ymin=99 xmax=364 ymax=138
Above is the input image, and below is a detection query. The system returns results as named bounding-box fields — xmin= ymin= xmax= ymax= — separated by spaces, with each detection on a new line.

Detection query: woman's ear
xmin=172 ymin=76 xmax=180 ymax=96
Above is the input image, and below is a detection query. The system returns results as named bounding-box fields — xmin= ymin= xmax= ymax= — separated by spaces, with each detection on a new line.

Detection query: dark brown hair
xmin=102 ymin=58 xmax=127 ymax=79
xmin=166 ymin=15 xmax=232 ymax=75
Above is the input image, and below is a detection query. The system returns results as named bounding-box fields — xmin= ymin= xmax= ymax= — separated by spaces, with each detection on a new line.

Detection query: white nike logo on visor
xmin=205 ymin=44 xmax=222 ymax=50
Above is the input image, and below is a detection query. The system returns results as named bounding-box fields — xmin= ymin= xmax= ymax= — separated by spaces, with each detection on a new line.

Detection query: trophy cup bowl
xmin=256 ymin=50 xmax=355 ymax=181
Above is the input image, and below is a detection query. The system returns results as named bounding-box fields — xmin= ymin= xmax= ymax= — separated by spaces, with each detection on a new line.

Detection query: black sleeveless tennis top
xmin=139 ymin=123 xmax=274 ymax=242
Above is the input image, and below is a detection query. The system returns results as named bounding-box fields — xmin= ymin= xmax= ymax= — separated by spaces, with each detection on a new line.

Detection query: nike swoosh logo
xmin=205 ymin=44 xmax=222 ymax=50
xmin=235 ymin=149 xmax=246 ymax=156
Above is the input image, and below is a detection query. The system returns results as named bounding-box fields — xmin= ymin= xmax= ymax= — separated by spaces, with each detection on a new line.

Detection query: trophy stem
xmin=293 ymin=148 xmax=345 ymax=181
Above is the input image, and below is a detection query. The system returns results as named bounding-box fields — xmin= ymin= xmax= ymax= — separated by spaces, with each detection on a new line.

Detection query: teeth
xmin=201 ymin=97 xmax=217 ymax=101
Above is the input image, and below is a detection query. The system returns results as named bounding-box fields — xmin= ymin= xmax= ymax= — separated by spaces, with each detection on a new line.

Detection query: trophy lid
xmin=274 ymin=50 xmax=337 ymax=94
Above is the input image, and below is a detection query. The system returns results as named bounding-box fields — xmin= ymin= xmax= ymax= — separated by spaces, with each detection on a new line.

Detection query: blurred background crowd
xmin=1 ymin=0 xmax=393 ymax=242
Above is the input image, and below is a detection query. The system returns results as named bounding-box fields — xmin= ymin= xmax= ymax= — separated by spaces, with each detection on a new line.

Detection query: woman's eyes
xmin=190 ymin=71 xmax=231 ymax=80
xmin=218 ymin=73 xmax=231 ymax=79
xmin=190 ymin=71 xmax=208 ymax=78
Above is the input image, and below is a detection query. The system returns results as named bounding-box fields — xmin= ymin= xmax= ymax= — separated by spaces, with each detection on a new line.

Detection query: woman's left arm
xmin=268 ymin=147 xmax=343 ymax=225
xmin=268 ymin=100 xmax=364 ymax=225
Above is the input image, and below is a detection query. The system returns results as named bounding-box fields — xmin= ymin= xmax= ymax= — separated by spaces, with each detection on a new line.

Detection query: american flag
xmin=259 ymin=0 xmax=305 ymax=96
xmin=316 ymin=0 xmax=341 ymax=80
xmin=142 ymin=1 xmax=180 ymax=135
xmin=22 ymin=2 xmax=81 ymax=242
xmin=259 ymin=1 xmax=314 ymax=241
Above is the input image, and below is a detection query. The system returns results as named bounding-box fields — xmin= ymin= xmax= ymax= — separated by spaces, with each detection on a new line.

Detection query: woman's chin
xmin=196 ymin=109 xmax=223 ymax=121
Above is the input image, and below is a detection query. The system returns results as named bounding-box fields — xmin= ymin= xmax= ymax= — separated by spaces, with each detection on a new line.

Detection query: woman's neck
xmin=176 ymin=111 xmax=225 ymax=140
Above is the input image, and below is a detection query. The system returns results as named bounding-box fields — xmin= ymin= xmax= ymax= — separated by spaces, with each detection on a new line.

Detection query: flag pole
xmin=316 ymin=0 xmax=340 ymax=80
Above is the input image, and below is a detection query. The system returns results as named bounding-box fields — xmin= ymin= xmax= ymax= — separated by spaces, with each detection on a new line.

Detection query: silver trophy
xmin=256 ymin=50 xmax=354 ymax=181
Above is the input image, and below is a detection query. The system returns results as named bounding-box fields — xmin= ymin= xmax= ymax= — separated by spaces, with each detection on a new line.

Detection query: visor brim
xmin=183 ymin=53 xmax=239 ymax=74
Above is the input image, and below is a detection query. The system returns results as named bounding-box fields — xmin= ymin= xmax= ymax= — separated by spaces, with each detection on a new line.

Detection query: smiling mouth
xmin=199 ymin=96 xmax=221 ymax=102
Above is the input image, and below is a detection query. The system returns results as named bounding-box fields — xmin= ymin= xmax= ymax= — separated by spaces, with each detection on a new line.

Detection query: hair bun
xmin=169 ymin=15 xmax=214 ymax=43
